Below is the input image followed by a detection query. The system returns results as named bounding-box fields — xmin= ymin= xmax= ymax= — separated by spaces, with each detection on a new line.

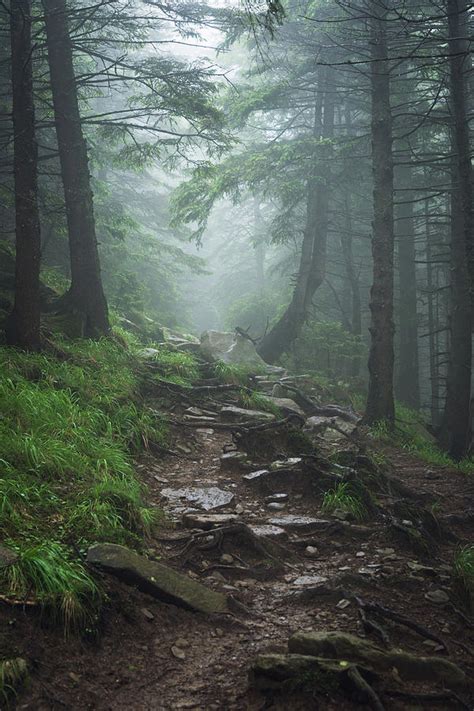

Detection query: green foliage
xmin=453 ymin=545 xmax=474 ymax=612
xmin=224 ymin=291 xmax=278 ymax=339
xmin=147 ymin=345 xmax=200 ymax=386
xmin=322 ymin=482 xmax=367 ymax=521
xmin=0 ymin=338 xmax=166 ymax=630
xmin=0 ymin=657 xmax=28 ymax=705
xmin=239 ymin=389 xmax=281 ymax=416
xmin=2 ymin=542 xmax=100 ymax=635
xmin=213 ymin=360 xmax=264 ymax=385
xmin=370 ymin=403 xmax=474 ymax=474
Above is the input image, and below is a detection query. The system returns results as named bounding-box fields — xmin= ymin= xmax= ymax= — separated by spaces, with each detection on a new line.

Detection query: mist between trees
xmin=1 ymin=0 xmax=473 ymax=460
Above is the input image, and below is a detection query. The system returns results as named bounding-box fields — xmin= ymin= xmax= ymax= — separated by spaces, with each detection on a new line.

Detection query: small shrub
xmin=322 ymin=482 xmax=367 ymax=521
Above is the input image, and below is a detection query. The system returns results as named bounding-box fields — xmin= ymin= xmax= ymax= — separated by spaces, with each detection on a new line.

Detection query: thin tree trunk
xmin=395 ymin=163 xmax=420 ymax=409
xmin=258 ymin=68 xmax=334 ymax=363
xmin=425 ymin=201 xmax=440 ymax=427
xmin=341 ymin=191 xmax=362 ymax=377
xmin=438 ymin=158 xmax=472 ymax=459
xmin=253 ymin=199 xmax=265 ymax=294
xmin=447 ymin=0 xmax=473 ymax=307
xmin=363 ymin=4 xmax=395 ymax=426
xmin=42 ymin=0 xmax=109 ymax=337
xmin=7 ymin=0 xmax=41 ymax=350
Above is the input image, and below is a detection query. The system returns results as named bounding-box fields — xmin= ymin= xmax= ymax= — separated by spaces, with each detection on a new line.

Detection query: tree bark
xmin=438 ymin=159 xmax=472 ymax=459
xmin=425 ymin=201 xmax=440 ymax=427
xmin=363 ymin=4 xmax=396 ymax=426
xmin=258 ymin=68 xmax=334 ymax=363
xmin=7 ymin=0 xmax=41 ymax=350
xmin=42 ymin=0 xmax=109 ymax=337
xmin=341 ymin=191 xmax=362 ymax=377
xmin=446 ymin=0 xmax=473 ymax=308
xmin=395 ymin=163 xmax=420 ymax=409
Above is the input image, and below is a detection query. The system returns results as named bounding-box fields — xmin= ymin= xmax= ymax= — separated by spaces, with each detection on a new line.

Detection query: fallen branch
xmin=347 ymin=666 xmax=385 ymax=711
xmin=358 ymin=599 xmax=447 ymax=650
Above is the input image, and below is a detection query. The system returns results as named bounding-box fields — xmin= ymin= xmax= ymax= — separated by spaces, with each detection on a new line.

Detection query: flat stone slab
xmin=269 ymin=458 xmax=302 ymax=471
xmin=260 ymin=396 xmax=305 ymax=417
xmin=249 ymin=525 xmax=288 ymax=540
xmin=292 ymin=575 xmax=329 ymax=586
xmin=220 ymin=451 xmax=248 ymax=467
xmin=243 ymin=469 xmax=270 ymax=484
xmin=220 ymin=406 xmax=275 ymax=422
xmin=161 ymin=486 xmax=234 ymax=511
xmin=87 ymin=543 xmax=228 ymax=614
xmin=183 ymin=512 xmax=240 ymax=530
xmin=269 ymin=516 xmax=332 ymax=532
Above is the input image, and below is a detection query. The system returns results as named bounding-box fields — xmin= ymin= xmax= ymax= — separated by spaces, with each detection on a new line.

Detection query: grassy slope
xmin=0 ymin=332 xmax=199 ymax=634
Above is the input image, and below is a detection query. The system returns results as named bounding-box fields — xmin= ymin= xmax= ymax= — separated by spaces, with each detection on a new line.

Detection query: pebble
xmin=305 ymin=546 xmax=318 ymax=557
xmin=171 ymin=645 xmax=186 ymax=660
xmin=266 ymin=502 xmax=286 ymax=511
xmin=220 ymin=553 xmax=234 ymax=564
xmin=425 ymin=589 xmax=450 ymax=604
xmin=336 ymin=598 xmax=351 ymax=609
xmin=235 ymin=503 xmax=244 ymax=514
xmin=141 ymin=607 xmax=155 ymax=621
xmin=355 ymin=551 xmax=365 ymax=558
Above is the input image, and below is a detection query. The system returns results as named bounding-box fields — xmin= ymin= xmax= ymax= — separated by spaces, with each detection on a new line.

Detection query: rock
xmin=269 ymin=516 xmax=332 ymax=532
xmin=0 ymin=544 xmax=19 ymax=569
xmin=141 ymin=607 xmax=155 ymax=621
xmin=336 ymin=599 xmax=351 ymax=609
xmin=137 ymin=347 xmax=161 ymax=359
xmin=249 ymin=525 xmax=288 ymax=540
xmin=265 ymin=493 xmax=289 ymax=503
xmin=200 ymin=330 xmax=236 ymax=360
xmin=269 ymin=458 xmax=302 ymax=471
xmin=258 ymin=396 xmax=305 ymax=417
xmin=87 ymin=543 xmax=229 ymax=615
xmin=171 ymin=645 xmax=186 ymax=660
xmin=175 ymin=638 xmax=191 ymax=648
xmin=250 ymin=654 xmax=367 ymax=692
xmin=182 ymin=513 xmax=240 ymax=530
xmin=266 ymin=502 xmax=286 ymax=511
xmin=332 ymin=508 xmax=351 ymax=521
xmin=220 ymin=554 xmax=234 ymax=564
xmin=235 ymin=504 xmax=244 ymax=514
xmin=220 ymin=405 xmax=275 ymax=423
xmin=242 ymin=469 xmax=270 ymax=485
xmin=160 ymin=486 xmax=234 ymax=511
xmin=425 ymin=589 xmax=450 ymax=604
xmin=305 ymin=546 xmax=318 ymax=557
xmin=293 ymin=575 xmax=328 ymax=587
xmin=220 ymin=451 xmax=248 ymax=467
xmin=184 ymin=407 xmax=204 ymax=417
xmin=288 ymin=631 xmax=469 ymax=689
xmin=355 ymin=551 xmax=365 ymax=558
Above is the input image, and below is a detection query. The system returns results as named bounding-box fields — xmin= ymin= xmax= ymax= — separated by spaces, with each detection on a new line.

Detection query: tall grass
xmin=0 ymin=337 xmax=171 ymax=631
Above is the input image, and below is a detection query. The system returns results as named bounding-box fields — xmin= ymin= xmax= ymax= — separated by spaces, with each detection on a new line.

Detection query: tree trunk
xmin=341 ymin=191 xmax=362 ymax=377
xmin=363 ymin=4 xmax=396 ymax=426
xmin=447 ymin=0 xmax=473 ymax=307
xmin=258 ymin=68 xmax=334 ymax=363
xmin=42 ymin=0 xmax=109 ymax=337
xmin=395 ymin=163 xmax=419 ymax=409
xmin=425 ymin=201 xmax=440 ymax=427
xmin=7 ymin=0 xmax=41 ymax=350
xmin=438 ymin=159 xmax=472 ymax=459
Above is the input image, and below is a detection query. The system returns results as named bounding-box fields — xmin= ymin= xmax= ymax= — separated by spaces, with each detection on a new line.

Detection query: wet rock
xmin=269 ymin=458 xmax=302 ymax=471
xmin=258 ymin=396 xmax=305 ymax=417
xmin=160 ymin=486 xmax=234 ymax=511
xmin=242 ymin=469 xmax=270 ymax=485
xmin=220 ymin=405 xmax=275 ymax=423
xmin=293 ymin=575 xmax=328 ymax=587
xmin=265 ymin=493 xmax=289 ymax=503
xmin=269 ymin=515 xmax=332 ymax=532
xmin=425 ymin=589 xmax=450 ymax=604
xmin=0 ymin=544 xmax=19 ymax=569
xmin=87 ymin=543 xmax=229 ymax=614
xmin=249 ymin=524 xmax=288 ymax=540
xmin=266 ymin=502 xmax=286 ymax=511
xmin=289 ymin=631 xmax=469 ymax=689
xmin=182 ymin=512 xmax=240 ymax=530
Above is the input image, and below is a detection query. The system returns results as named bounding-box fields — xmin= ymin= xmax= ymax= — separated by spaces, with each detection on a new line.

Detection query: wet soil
xmin=4 ymin=422 xmax=474 ymax=710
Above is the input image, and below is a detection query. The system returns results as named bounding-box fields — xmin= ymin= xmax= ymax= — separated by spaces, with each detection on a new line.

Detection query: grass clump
xmin=146 ymin=345 xmax=200 ymax=386
xmin=0 ymin=657 xmax=28 ymax=706
xmin=214 ymin=361 xmax=264 ymax=386
xmin=0 ymin=337 xmax=166 ymax=631
xmin=239 ymin=389 xmax=282 ymax=416
xmin=453 ymin=545 xmax=474 ymax=613
xmin=322 ymin=482 xmax=367 ymax=521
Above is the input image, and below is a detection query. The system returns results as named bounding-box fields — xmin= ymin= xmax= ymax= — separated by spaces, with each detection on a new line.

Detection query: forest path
xmin=15 ymin=390 xmax=474 ymax=710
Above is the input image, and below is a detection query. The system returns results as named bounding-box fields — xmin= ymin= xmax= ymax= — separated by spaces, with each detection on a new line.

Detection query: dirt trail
xmin=8 ymin=391 xmax=474 ymax=710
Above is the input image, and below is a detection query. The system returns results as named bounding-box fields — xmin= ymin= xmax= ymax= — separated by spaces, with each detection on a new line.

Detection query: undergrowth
xmin=369 ymin=403 xmax=473 ymax=474
xmin=213 ymin=361 xmax=265 ymax=385
xmin=0 ymin=335 xmax=172 ymax=632
xmin=322 ymin=482 xmax=367 ymax=521
xmin=453 ymin=545 xmax=474 ymax=613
